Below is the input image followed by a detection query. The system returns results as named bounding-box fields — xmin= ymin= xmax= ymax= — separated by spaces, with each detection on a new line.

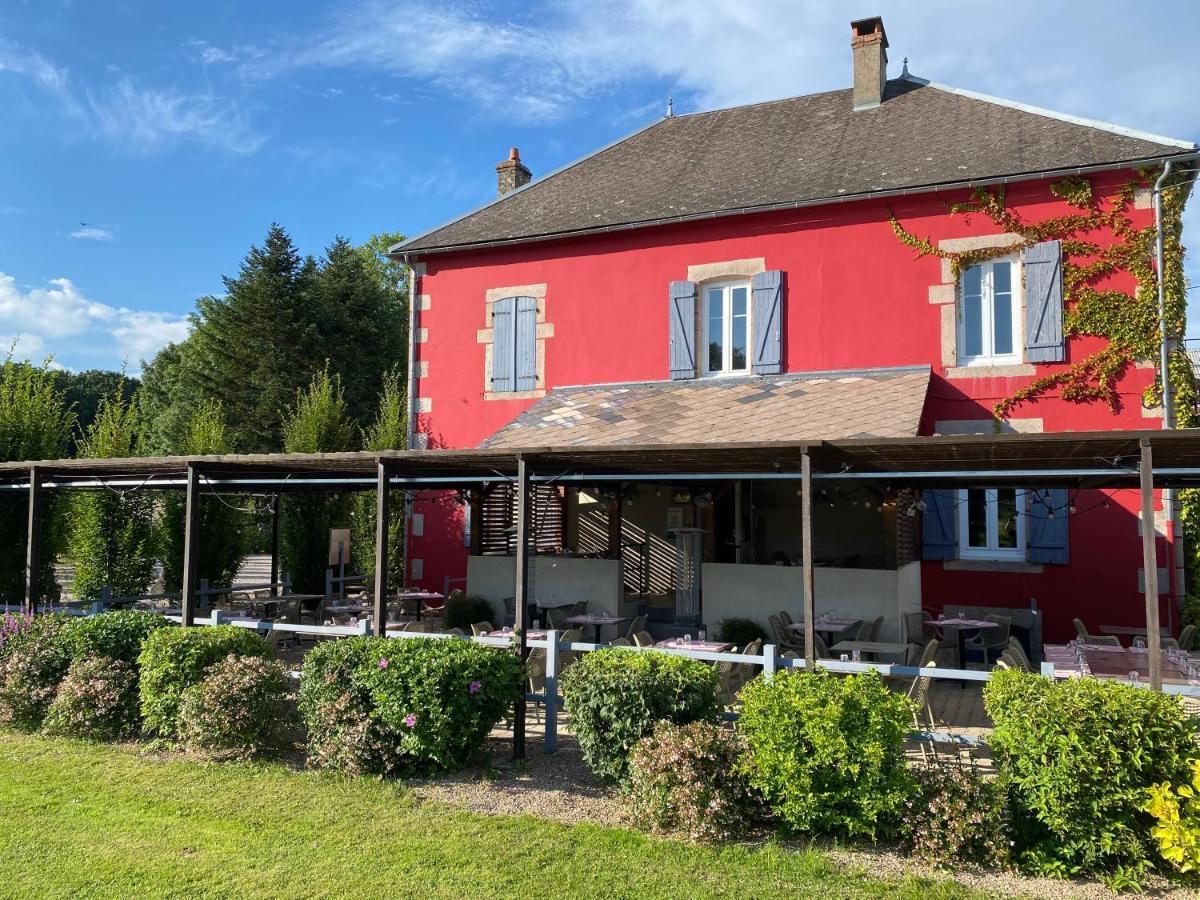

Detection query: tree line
xmin=0 ymin=224 xmax=410 ymax=603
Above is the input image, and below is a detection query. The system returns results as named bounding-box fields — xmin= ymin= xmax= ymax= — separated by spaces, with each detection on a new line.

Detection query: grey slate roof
xmin=400 ymin=76 xmax=1195 ymax=256
xmin=479 ymin=367 xmax=931 ymax=449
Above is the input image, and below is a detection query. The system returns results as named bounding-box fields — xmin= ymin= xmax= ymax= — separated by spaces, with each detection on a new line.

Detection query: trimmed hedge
xmin=43 ymin=655 xmax=141 ymax=742
xmin=984 ymin=668 xmax=1195 ymax=878
xmin=299 ymin=636 xmax=523 ymax=777
xmin=59 ymin=610 xmax=171 ymax=667
xmin=138 ymin=625 xmax=270 ymax=738
xmin=560 ymin=647 xmax=720 ymax=782
xmin=737 ymin=669 xmax=913 ymax=839
xmin=179 ymin=655 xmax=292 ymax=759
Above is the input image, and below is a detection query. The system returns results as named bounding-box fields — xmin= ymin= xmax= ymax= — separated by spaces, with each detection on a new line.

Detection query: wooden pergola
xmin=6 ymin=427 xmax=1200 ymax=694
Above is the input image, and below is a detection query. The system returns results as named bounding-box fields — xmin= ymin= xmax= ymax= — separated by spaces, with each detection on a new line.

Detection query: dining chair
xmin=1073 ymin=617 xmax=1090 ymax=639
xmin=907 ymin=662 xmax=939 ymax=764
xmin=734 ymin=638 xmax=763 ymax=693
xmin=769 ymin=613 xmax=803 ymax=654
xmin=1178 ymin=696 xmax=1200 ymax=749
xmin=1179 ymin=624 xmax=1197 ymax=652
xmin=608 ymin=636 xmax=632 ymax=647
xmin=625 ymin=615 xmax=647 ymax=640
xmin=1005 ymin=637 xmax=1033 ymax=671
xmin=470 ymin=621 xmax=494 ymax=636
xmin=1081 ymin=634 xmax=1120 ymax=647
xmin=632 ymin=630 xmax=655 ymax=648
xmin=965 ymin=615 xmax=1010 ymax=666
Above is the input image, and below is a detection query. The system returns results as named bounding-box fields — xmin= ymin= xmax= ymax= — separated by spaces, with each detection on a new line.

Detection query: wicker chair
xmin=907 ymin=662 xmax=939 ymax=764
xmin=1179 ymin=696 xmax=1200 ymax=748
xmin=608 ymin=636 xmax=632 ymax=647
xmin=625 ymin=615 xmax=647 ymax=640
xmin=717 ymin=650 xmax=740 ymax=706
xmin=470 ymin=621 xmax=494 ymax=637
xmin=856 ymin=616 xmax=884 ymax=642
xmin=734 ymin=638 xmax=763 ymax=693
xmin=769 ymin=613 xmax=804 ymax=654
xmin=1005 ymin=637 xmax=1033 ymax=671
xmin=1081 ymin=634 xmax=1121 ymax=647
xmin=1180 ymin=624 xmax=1198 ymax=652
xmin=917 ymin=637 xmax=941 ymax=668
xmin=558 ymin=628 xmax=583 ymax=676
xmin=631 ymin=630 xmax=655 ymax=648
xmin=1073 ymin=617 xmax=1090 ymax=639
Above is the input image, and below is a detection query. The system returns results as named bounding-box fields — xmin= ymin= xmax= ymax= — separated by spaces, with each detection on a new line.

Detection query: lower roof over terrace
xmin=0 ymin=427 xmax=1199 ymax=490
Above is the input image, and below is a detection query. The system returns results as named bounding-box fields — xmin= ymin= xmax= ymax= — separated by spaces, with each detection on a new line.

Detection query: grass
xmin=0 ymin=731 xmax=990 ymax=899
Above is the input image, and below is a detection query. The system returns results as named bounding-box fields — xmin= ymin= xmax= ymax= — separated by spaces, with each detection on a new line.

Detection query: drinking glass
xmin=1129 ymin=670 xmax=1140 ymax=686
xmin=698 ymin=629 xmax=707 ymax=641
xmin=839 ymin=653 xmax=849 ymax=663
xmin=1133 ymin=637 xmax=1146 ymax=650
xmin=851 ymin=650 xmax=862 ymax=663
xmin=683 ymin=634 xmax=692 ymax=646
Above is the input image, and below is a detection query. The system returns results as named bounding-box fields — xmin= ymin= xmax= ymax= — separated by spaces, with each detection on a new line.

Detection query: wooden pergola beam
xmin=24 ymin=466 xmax=42 ymax=615
xmin=373 ymin=460 xmax=390 ymax=637
xmin=180 ymin=464 xmax=201 ymax=627
xmin=1140 ymin=438 xmax=1163 ymax=690
xmin=513 ymin=456 xmax=531 ymax=761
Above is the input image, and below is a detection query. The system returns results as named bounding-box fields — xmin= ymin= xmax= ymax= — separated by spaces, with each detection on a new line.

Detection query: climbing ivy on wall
xmin=890 ymin=166 xmax=1200 ymax=623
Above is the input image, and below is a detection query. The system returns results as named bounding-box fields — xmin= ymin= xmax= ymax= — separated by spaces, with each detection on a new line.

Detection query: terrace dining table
xmin=563 ymin=613 xmax=631 ymax=643
xmin=483 ymin=628 xmax=548 ymax=641
xmin=654 ymin=638 xmax=734 ymax=653
xmin=829 ymin=640 xmax=908 ymax=662
xmin=932 ymin=616 xmax=1004 ymax=669
xmin=787 ymin=617 xmax=863 ymax=642
xmin=1044 ymin=643 xmax=1194 ymax=686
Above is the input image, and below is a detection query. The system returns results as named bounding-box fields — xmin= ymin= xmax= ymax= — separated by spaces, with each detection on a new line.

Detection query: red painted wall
xmin=408 ymin=170 xmax=1168 ymax=642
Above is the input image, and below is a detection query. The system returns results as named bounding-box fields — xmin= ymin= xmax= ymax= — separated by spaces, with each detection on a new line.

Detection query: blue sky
xmin=1 ymin=0 xmax=1198 ymax=373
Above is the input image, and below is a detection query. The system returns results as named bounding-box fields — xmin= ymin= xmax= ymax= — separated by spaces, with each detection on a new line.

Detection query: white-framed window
xmin=957 ymin=256 xmax=1020 ymax=366
xmin=703 ymin=280 xmax=751 ymax=375
xmin=957 ymin=488 xmax=1025 ymax=560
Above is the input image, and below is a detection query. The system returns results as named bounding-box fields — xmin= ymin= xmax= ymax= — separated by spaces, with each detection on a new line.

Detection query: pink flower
xmin=469 ymin=680 xmax=482 ymax=694
xmin=378 ymin=658 xmax=389 ymax=669
xmin=404 ymin=713 xmax=417 ymax=728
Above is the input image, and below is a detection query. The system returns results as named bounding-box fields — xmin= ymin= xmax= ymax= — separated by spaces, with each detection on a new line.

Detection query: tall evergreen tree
xmin=351 ymin=370 xmax=406 ymax=589
xmin=67 ymin=390 xmax=156 ymax=599
xmin=0 ymin=359 xmax=75 ymax=603
xmin=158 ymin=400 xmax=247 ymax=591
xmin=279 ymin=369 xmax=357 ymax=595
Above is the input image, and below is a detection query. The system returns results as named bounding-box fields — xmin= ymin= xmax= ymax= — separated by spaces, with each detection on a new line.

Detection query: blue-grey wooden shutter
xmin=921 ymin=489 xmax=957 ymax=560
xmin=1023 ymin=240 xmax=1065 ymax=363
xmin=515 ymin=296 xmax=537 ymax=391
xmin=669 ymin=280 xmax=697 ymax=380
xmin=1027 ymin=488 xmax=1069 ymax=564
xmin=751 ymin=269 xmax=783 ymax=375
xmin=491 ymin=297 xmax=516 ymax=392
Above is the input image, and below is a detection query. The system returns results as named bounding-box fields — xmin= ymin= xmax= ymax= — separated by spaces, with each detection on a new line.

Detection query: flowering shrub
xmin=626 ymin=720 xmax=758 ymax=842
xmin=138 ymin=625 xmax=270 ymax=738
xmin=900 ymin=758 xmax=1012 ymax=868
xmin=299 ymin=636 xmax=522 ymax=777
xmin=0 ymin=614 xmax=70 ymax=731
xmin=561 ymin=648 xmax=720 ymax=782
xmin=984 ymin=669 xmax=1194 ymax=878
xmin=179 ymin=655 xmax=292 ymax=759
xmin=1143 ymin=758 xmax=1200 ymax=875
xmin=0 ymin=612 xmax=34 ymax=660
xmin=59 ymin=610 xmax=171 ymax=667
xmin=737 ymin=669 xmax=913 ymax=839
xmin=43 ymin=655 xmax=141 ymax=741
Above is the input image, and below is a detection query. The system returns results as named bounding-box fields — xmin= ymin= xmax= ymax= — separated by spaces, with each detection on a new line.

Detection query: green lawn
xmin=0 ymin=732 xmax=990 ymax=899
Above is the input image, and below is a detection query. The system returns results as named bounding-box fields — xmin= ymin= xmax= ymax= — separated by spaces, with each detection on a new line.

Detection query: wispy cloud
xmin=68 ymin=224 xmax=117 ymax=241
xmin=0 ymin=272 xmax=189 ymax=372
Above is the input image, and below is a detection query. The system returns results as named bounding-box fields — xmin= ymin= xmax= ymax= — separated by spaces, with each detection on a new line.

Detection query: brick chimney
xmin=496 ymin=147 xmax=531 ymax=196
xmin=850 ymin=16 xmax=888 ymax=111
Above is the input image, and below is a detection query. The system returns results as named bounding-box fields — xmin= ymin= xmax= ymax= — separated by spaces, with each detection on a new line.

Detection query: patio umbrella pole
xmin=801 ymin=452 xmax=816 ymax=666
xmin=513 ymin=456 xmax=531 ymax=761
xmin=24 ymin=465 xmax=42 ymax=616
xmin=1139 ymin=438 xmax=1163 ymax=690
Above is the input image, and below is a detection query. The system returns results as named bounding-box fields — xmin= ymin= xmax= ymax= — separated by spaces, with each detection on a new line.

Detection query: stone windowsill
xmin=944 ymin=363 xmax=1036 ymax=380
xmin=943 ymin=559 xmax=1044 ymax=574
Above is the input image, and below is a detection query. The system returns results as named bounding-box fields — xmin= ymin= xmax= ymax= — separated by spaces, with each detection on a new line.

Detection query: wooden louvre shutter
xmin=1023 ymin=240 xmax=1065 ymax=363
xmin=751 ymin=270 xmax=783 ymax=374
xmin=480 ymin=483 xmax=516 ymax=554
xmin=514 ymin=296 xmax=538 ymax=391
xmin=1026 ymin=488 xmax=1069 ymax=564
xmin=491 ymin=297 xmax=516 ymax=392
xmin=921 ymin=489 xmax=957 ymax=560
xmin=478 ymin=483 xmax=564 ymax=555
xmin=530 ymin=485 xmax=565 ymax=553
xmin=668 ymin=280 xmax=697 ymax=379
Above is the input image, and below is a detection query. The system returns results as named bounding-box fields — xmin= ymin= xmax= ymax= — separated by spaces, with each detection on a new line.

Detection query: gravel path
xmin=404 ymin=728 xmax=1196 ymax=900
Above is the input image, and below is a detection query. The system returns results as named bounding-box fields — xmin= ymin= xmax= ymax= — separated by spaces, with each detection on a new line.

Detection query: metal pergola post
xmin=24 ymin=466 xmax=42 ymax=615
xmin=513 ymin=456 xmax=531 ymax=762
xmin=1140 ymin=438 xmax=1163 ymax=690
xmin=180 ymin=463 xmax=201 ymax=627
xmin=801 ymin=452 xmax=815 ymax=665
xmin=373 ymin=460 xmax=391 ymax=637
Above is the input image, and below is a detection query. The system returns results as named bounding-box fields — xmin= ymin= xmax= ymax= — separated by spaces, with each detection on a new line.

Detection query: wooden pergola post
xmin=373 ymin=460 xmax=390 ymax=637
xmin=513 ymin=456 xmax=531 ymax=761
xmin=468 ymin=487 xmax=483 ymax=556
xmin=800 ymin=452 xmax=816 ymax=666
xmin=24 ymin=466 xmax=43 ymax=615
xmin=269 ymin=495 xmax=281 ymax=597
xmin=180 ymin=464 xmax=201 ymax=627
xmin=1140 ymin=438 xmax=1163 ymax=690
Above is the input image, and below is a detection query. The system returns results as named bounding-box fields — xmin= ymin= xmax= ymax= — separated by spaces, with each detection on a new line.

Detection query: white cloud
xmin=0 ymin=272 xmax=189 ymax=372
xmin=68 ymin=225 xmax=116 ymax=242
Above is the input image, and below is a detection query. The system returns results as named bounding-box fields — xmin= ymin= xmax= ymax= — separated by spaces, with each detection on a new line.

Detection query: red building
xmin=392 ymin=17 xmax=1197 ymax=645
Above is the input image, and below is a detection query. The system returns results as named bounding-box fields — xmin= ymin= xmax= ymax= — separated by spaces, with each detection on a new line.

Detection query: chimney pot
xmin=850 ymin=16 xmax=889 ymax=111
xmin=496 ymin=147 xmax=532 ymax=196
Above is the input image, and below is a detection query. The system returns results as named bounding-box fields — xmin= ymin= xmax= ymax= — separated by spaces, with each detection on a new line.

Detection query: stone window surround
xmin=927 ymin=233 xmax=1037 ymax=380
xmin=683 ymin=258 xmax=766 ymax=378
xmin=475 ymin=282 xmax=554 ymax=401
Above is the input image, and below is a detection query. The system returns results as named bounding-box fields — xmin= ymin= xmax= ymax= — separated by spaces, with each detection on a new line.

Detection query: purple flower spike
xmin=404 ymin=713 xmax=417 ymax=728
xmin=469 ymin=680 xmax=482 ymax=695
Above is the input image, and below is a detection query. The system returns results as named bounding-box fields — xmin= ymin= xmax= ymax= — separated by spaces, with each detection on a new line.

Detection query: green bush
xmin=1144 ymin=758 xmax=1200 ymax=875
xmin=0 ymin=615 xmax=70 ymax=731
xmin=179 ymin=655 xmax=292 ymax=759
xmin=299 ymin=635 xmax=522 ymax=777
xmin=59 ymin=610 xmax=172 ymax=667
xmin=443 ymin=594 xmax=496 ymax=631
xmin=561 ymin=647 xmax=720 ymax=782
xmin=900 ymin=757 xmax=1012 ymax=869
xmin=43 ymin=655 xmax=141 ymax=741
xmin=984 ymin=669 xmax=1195 ymax=879
xmin=626 ymin=720 xmax=758 ymax=842
xmin=138 ymin=625 xmax=270 ymax=738
xmin=737 ymin=669 xmax=913 ymax=839
xmin=716 ymin=617 xmax=768 ymax=647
